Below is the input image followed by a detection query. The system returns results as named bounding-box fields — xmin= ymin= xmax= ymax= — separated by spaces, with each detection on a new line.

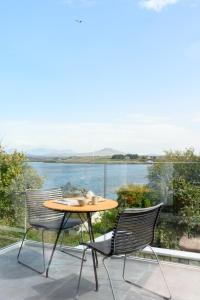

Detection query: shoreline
xmin=27 ymin=159 xmax=153 ymax=165
xmin=26 ymin=155 xmax=154 ymax=165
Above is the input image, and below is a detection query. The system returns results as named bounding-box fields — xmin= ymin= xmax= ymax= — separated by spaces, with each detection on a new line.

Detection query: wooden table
xmin=43 ymin=199 xmax=118 ymax=276
xmin=43 ymin=199 xmax=118 ymax=213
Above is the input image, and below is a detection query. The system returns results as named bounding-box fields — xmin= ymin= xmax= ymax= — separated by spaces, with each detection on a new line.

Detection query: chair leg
xmin=17 ymin=227 xmax=31 ymax=262
xmin=17 ymin=227 xmax=46 ymax=274
xmin=75 ymin=247 xmax=87 ymax=300
xmin=41 ymin=229 xmax=46 ymax=272
xmin=102 ymin=257 xmax=116 ymax=300
xmin=149 ymin=246 xmax=172 ymax=299
xmin=122 ymin=251 xmax=172 ymax=300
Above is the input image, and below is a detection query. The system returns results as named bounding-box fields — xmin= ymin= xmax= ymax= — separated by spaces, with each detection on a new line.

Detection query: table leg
xmin=46 ymin=212 xmax=67 ymax=277
xmin=86 ymin=212 xmax=98 ymax=267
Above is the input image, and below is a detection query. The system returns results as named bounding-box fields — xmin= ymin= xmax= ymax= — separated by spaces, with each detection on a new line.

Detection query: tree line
xmin=111 ymin=153 xmax=156 ymax=160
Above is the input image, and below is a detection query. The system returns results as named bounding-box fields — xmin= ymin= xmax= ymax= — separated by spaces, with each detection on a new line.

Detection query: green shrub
xmin=93 ymin=184 xmax=153 ymax=235
xmin=0 ymin=146 xmax=43 ymax=225
xmin=148 ymin=148 xmax=200 ymax=206
xmin=93 ymin=209 xmax=118 ymax=234
xmin=116 ymin=184 xmax=152 ymax=208
xmin=147 ymin=148 xmax=200 ymax=239
xmin=173 ymin=178 xmax=200 ymax=236
xmin=154 ymin=222 xmax=181 ymax=249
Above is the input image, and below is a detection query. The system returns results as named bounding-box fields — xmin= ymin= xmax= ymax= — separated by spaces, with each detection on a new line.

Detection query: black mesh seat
xmin=83 ymin=239 xmax=112 ymax=256
xmin=30 ymin=217 xmax=81 ymax=230
xmin=76 ymin=203 xmax=172 ymax=300
xmin=17 ymin=188 xmax=82 ymax=275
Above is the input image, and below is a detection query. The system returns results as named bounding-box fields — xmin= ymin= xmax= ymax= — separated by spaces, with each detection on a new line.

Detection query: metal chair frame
xmin=122 ymin=248 xmax=171 ymax=300
xmin=17 ymin=188 xmax=83 ymax=276
xmin=17 ymin=226 xmax=46 ymax=274
xmin=76 ymin=203 xmax=172 ymax=300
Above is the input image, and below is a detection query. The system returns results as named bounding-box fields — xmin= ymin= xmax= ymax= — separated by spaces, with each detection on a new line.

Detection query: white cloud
xmin=0 ymin=114 xmax=199 ymax=154
xmin=140 ymin=0 xmax=179 ymax=12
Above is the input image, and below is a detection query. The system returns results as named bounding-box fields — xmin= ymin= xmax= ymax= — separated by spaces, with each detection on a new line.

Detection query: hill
xmin=76 ymin=148 xmax=125 ymax=157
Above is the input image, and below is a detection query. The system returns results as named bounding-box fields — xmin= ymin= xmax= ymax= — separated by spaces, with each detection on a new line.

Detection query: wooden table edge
xmin=43 ymin=199 xmax=118 ymax=213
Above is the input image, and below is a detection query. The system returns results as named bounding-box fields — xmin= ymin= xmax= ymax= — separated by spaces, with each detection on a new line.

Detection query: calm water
xmin=29 ymin=162 xmax=149 ymax=199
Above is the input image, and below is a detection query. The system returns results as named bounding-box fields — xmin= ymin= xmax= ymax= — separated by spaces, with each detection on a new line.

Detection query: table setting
xmin=53 ymin=190 xmax=106 ymax=206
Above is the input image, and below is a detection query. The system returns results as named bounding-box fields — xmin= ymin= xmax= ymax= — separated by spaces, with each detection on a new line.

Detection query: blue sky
xmin=0 ymin=0 xmax=200 ymax=154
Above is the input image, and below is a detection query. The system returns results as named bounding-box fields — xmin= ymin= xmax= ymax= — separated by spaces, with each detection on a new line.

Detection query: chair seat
xmin=83 ymin=239 xmax=112 ymax=256
xmin=30 ymin=218 xmax=81 ymax=230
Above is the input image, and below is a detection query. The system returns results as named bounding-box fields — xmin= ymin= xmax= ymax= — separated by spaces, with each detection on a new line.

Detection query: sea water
xmin=29 ymin=162 xmax=149 ymax=199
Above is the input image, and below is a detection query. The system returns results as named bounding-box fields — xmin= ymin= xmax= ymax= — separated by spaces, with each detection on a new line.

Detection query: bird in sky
xmin=75 ymin=19 xmax=83 ymax=23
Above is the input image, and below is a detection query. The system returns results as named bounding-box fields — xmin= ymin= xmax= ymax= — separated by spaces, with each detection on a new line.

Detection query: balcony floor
xmin=0 ymin=242 xmax=199 ymax=300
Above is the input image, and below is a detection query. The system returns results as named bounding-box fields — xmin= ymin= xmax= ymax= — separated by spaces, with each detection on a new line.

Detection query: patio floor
xmin=0 ymin=242 xmax=199 ymax=300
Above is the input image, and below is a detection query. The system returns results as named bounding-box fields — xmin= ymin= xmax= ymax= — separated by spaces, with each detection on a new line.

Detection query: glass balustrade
xmin=1 ymin=161 xmax=200 ymax=257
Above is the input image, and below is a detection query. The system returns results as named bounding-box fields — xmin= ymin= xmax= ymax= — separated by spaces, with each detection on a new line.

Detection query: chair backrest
xmin=111 ymin=203 xmax=163 ymax=255
xmin=26 ymin=188 xmax=64 ymax=225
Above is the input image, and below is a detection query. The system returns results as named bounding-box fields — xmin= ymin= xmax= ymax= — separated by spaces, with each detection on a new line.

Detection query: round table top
xmin=43 ymin=198 xmax=118 ymax=213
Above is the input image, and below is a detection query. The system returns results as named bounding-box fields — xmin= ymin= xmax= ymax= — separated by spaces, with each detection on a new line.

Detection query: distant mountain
xmin=26 ymin=148 xmax=76 ymax=157
xmin=76 ymin=148 xmax=125 ymax=157
xmin=6 ymin=146 xmax=125 ymax=158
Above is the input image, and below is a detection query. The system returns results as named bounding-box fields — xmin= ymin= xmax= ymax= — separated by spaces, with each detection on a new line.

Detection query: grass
xmin=0 ymin=227 xmax=102 ymax=249
xmin=0 ymin=229 xmax=24 ymax=248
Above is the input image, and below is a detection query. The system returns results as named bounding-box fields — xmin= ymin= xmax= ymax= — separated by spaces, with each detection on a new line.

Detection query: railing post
xmin=103 ymin=164 xmax=107 ymax=198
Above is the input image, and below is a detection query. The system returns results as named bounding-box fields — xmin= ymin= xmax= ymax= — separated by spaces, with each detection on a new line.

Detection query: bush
xmin=148 ymin=149 xmax=200 ymax=241
xmin=148 ymin=148 xmax=200 ymax=206
xmin=0 ymin=146 xmax=43 ymax=225
xmin=173 ymin=178 xmax=200 ymax=236
xmin=62 ymin=182 xmax=84 ymax=197
xmin=93 ymin=184 xmax=152 ymax=235
xmin=154 ymin=222 xmax=181 ymax=249
xmin=116 ymin=184 xmax=152 ymax=208
xmin=111 ymin=154 xmax=125 ymax=160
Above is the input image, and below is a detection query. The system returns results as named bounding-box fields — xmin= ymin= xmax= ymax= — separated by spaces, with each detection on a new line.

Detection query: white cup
xmin=92 ymin=196 xmax=98 ymax=205
xmin=78 ymin=198 xmax=88 ymax=206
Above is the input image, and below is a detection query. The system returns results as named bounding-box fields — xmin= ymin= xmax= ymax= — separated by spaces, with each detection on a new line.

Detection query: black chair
xmin=76 ymin=203 xmax=171 ymax=300
xmin=17 ymin=188 xmax=82 ymax=276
